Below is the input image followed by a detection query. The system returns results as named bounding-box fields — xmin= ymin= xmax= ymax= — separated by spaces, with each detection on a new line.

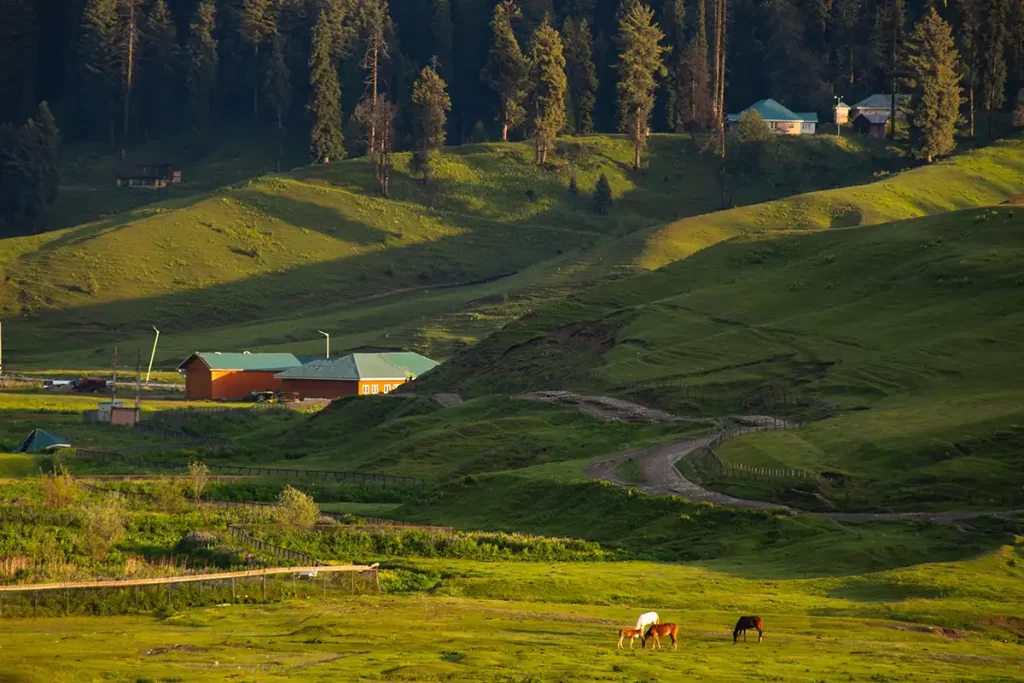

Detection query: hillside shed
xmin=274 ymin=352 xmax=440 ymax=399
xmin=178 ymin=352 xmax=302 ymax=400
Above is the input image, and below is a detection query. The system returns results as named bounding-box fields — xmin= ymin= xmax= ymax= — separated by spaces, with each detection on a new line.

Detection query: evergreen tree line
xmin=0 ymin=102 xmax=60 ymax=231
xmin=3 ymin=0 xmax=1024 ymax=150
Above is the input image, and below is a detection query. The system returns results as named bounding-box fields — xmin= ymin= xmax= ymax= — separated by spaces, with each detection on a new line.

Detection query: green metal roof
xmin=727 ymin=98 xmax=811 ymax=122
xmin=15 ymin=428 xmax=71 ymax=453
xmin=794 ymin=112 xmax=819 ymax=123
xmin=178 ymin=352 xmax=302 ymax=372
xmin=275 ymin=352 xmax=440 ymax=381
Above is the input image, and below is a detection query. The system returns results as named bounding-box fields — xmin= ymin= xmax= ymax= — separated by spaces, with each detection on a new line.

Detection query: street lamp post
xmin=146 ymin=326 xmax=160 ymax=385
xmin=317 ymin=330 xmax=330 ymax=359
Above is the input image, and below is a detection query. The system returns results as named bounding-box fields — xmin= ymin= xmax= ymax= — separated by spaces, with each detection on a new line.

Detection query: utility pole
xmin=135 ymin=347 xmax=142 ymax=414
xmin=111 ymin=345 xmax=118 ymax=404
xmin=318 ymin=330 xmax=330 ymax=359
xmin=146 ymin=326 xmax=160 ymax=385
xmin=0 ymin=321 xmax=4 ymax=378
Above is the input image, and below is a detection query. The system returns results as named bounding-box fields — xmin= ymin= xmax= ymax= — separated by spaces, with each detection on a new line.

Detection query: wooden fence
xmin=133 ymin=422 xmax=234 ymax=447
xmin=688 ymin=421 xmax=823 ymax=486
xmin=0 ymin=563 xmax=380 ymax=618
xmin=71 ymin=449 xmax=425 ymax=487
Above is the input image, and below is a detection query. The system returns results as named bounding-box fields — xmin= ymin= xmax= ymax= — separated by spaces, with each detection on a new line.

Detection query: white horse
xmin=635 ymin=611 xmax=660 ymax=633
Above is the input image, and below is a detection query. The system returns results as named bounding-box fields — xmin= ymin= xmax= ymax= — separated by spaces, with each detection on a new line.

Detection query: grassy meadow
xmin=2 ymin=548 xmax=1023 ymax=682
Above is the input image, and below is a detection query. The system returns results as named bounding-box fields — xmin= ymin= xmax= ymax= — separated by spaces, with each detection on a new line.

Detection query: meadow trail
xmin=572 ymin=396 xmax=1024 ymax=524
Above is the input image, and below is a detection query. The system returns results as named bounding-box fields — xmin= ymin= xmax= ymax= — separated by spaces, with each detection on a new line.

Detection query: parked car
xmin=71 ymin=377 xmax=109 ymax=393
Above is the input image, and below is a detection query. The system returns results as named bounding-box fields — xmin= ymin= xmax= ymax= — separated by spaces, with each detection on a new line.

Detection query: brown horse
xmin=642 ymin=623 xmax=678 ymax=650
xmin=733 ymin=616 xmax=764 ymax=643
xmin=617 ymin=628 xmax=642 ymax=649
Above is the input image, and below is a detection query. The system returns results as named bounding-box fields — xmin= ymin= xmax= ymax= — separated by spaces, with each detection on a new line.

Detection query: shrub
xmin=735 ymin=109 xmax=771 ymax=142
xmin=591 ymin=173 xmax=612 ymax=215
xmin=81 ymin=497 xmax=125 ymax=561
xmin=276 ymin=486 xmax=319 ymax=528
xmin=43 ymin=465 xmax=79 ymax=509
xmin=151 ymin=477 xmax=186 ymax=513
xmin=187 ymin=460 xmax=210 ymax=505
xmin=1015 ymin=89 xmax=1024 ymax=128
xmin=470 ymin=120 xmax=487 ymax=143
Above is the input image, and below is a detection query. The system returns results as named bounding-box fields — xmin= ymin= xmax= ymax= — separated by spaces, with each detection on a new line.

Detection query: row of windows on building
xmin=360 ymin=383 xmax=397 ymax=395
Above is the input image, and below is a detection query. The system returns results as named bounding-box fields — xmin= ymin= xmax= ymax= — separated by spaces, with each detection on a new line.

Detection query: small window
xmin=371 ymin=385 xmax=379 ymax=394
xmin=361 ymin=385 xmax=369 ymax=395
xmin=383 ymin=384 xmax=391 ymax=393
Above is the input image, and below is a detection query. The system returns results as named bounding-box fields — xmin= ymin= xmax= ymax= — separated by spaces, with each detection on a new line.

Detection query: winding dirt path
xmin=579 ymin=404 xmax=1023 ymax=525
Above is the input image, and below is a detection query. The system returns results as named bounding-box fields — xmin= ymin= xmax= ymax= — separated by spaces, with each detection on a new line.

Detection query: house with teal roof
xmin=727 ymin=99 xmax=818 ymax=135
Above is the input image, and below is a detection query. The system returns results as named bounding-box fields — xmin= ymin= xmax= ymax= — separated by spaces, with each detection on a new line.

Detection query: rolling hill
xmin=0 ymin=133 xmax=896 ymax=370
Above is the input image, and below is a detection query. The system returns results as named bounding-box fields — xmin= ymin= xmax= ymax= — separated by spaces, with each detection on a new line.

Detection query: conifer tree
xmin=563 ymin=17 xmax=598 ymax=134
xmin=677 ymin=0 xmax=711 ymax=133
xmin=410 ymin=62 xmax=452 ymax=182
xmin=616 ymin=2 xmax=666 ymax=169
xmin=591 ymin=172 xmax=612 ymax=214
xmin=527 ymin=17 xmax=567 ymax=164
xmin=308 ymin=9 xmax=344 ymax=163
xmin=0 ymin=0 xmax=38 ymax=123
xmin=357 ymin=0 xmax=391 ymax=158
xmin=957 ymin=0 xmax=982 ymax=137
xmin=662 ymin=0 xmax=685 ymax=131
xmin=264 ymin=34 xmax=291 ymax=133
xmin=980 ymin=0 xmax=1008 ymax=138
xmin=33 ymin=102 xmax=60 ymax=205
xmin=431 ymin=0 xmax=455 ymax=84
xmin=186 ymin=0 xmax=218 ymax=129
xmin=874 ymin=0 xmax=906 ymax=138
xmin=239 ymin=0 xmax=277 ymax=118
xmin=482 ymin=0 xmax=529 ymax=142
xmin=905 ymin=8 xmax=962 ymax=162
xmin=79 ymin=0 xmax=123 ymax=143
xmin=118 ymin=0 xmax=141 ymax=143
xmin=374 ymin=95 xmax=396 ymax=196
xmin=1015 ymin=88 xmax=1024 ymax=127
xmin=321 ymin=0 xmax=354 ymax=61
xmin=140 ymin=0 xmax=179 ymax=134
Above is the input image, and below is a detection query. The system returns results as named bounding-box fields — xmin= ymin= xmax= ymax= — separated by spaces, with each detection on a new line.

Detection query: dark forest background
xmin=2 ymin=0 xmax=1022 ymax=145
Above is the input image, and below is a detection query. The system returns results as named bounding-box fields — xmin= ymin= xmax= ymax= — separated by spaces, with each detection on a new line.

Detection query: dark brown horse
xmin=733 ymin=616 xmax=764 ymax=643
xmin=642 ymin=623 xmax=678 ymax=650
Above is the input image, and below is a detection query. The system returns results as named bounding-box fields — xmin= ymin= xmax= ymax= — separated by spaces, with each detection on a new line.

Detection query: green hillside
xmin=0 ymin=134 xmax=893 ymax=370
xmin=419 ymin=204 xmax=1024 ymax=507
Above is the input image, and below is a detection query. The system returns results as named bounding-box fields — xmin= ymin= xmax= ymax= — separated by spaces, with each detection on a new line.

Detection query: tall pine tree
xmin=264 ymin=34 xmax=291 ymax=133
xmin=33 ymin=101 xmax=60 ymax=205
xmin=563 ymin=17 xmax=598 ymax=134
xmin=431 ymin=0 xmax=455 ymax=84
xmin=615 ymin=2 xmax=666 ymax=169
xmin=139 ymin=0 xmax=180 ymax=136
xmin=410 ymin=62 xmax=451 ymax=182
xmin=79 ymin=0 xmax=123 ymax=144
xmin=186 ymin=0 xmax=218 ymax=130
xmin=957 ymin=0 xmax=982 ymax=137
xmin=239 ymin=0 xmax=278 ymax=118
xmin=0 ymin=0 xmax=38 ymax=123
xmin=358 ymin=0 xmax=391 ymax=157
xmin=905 ymin=7 xmax=962 ymax=162
xmin=527 ymin=17 xmax=567 ymax=164
xmin=482 ymin=0 xmax=529 ymax=141
xmin=308 ymin=8 xmax=344 ymax=163
xmin=676 ymin=0 xmax=711 ymax=133
xmin=980 ymin=0 xmax=1008 ymax=138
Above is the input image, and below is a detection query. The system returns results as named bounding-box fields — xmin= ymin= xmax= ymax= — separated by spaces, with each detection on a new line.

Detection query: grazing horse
xmin=635 ymin=611 xmax=659 ymax=632
xmin=617 ymin=628 xmax=642 ymax=649
xmin=642 ymin=623 xmax=678 ymax=650
xmin=733 ymin=616 xmax=764 ymax=643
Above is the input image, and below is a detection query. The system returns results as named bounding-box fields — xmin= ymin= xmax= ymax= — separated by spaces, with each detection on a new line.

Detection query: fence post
xmin=262 ymin=573 xmax=267 ymax=601
xmin=232 ymin=577 xmax=236 ymax=602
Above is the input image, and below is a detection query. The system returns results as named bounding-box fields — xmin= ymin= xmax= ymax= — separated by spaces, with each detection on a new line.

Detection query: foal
xmin=732 ymin=616 xmax=764 ymax=643
xmin=617 ymin=628 xmax=642 ymax=649
xmin=642 ymin=623 xmax=678 ymax=650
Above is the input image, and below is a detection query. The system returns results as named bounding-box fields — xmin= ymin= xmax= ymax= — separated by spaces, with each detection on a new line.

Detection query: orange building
xmin=274 ymin=352 xmax=439 ymax=400
xmin=178 ymin=352 xmax=303 ymax=400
